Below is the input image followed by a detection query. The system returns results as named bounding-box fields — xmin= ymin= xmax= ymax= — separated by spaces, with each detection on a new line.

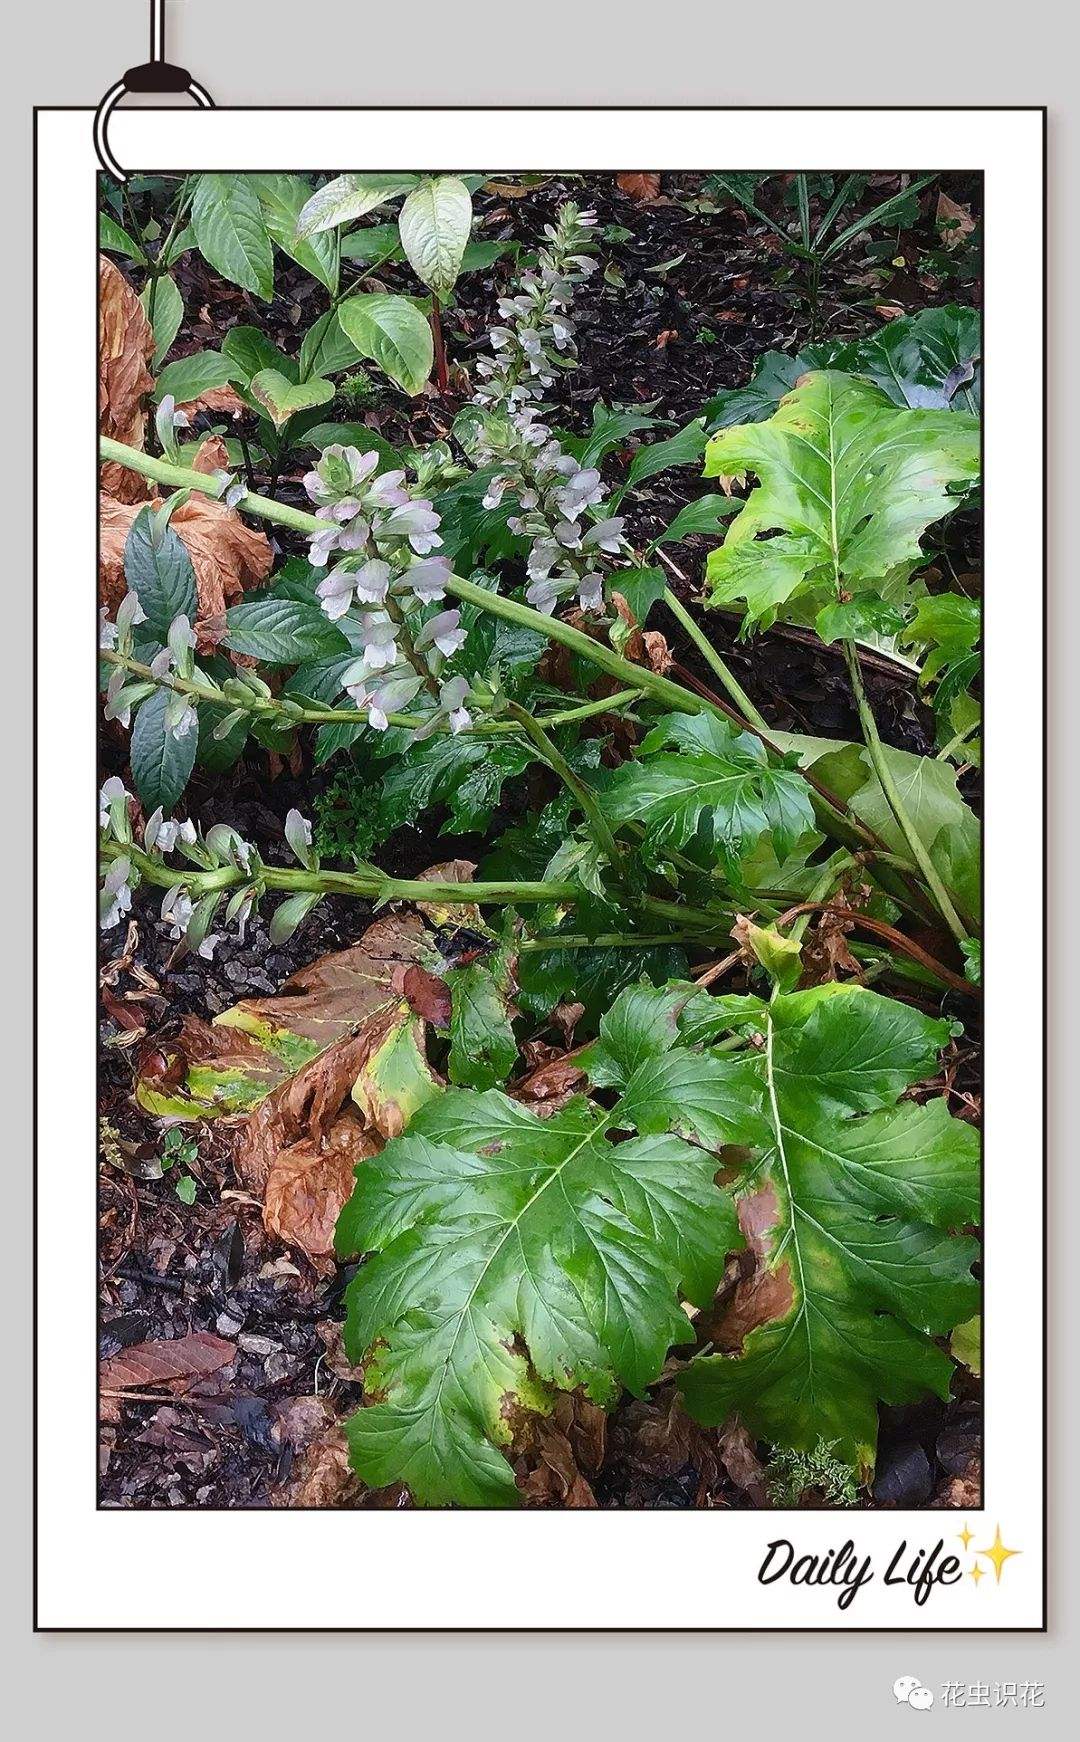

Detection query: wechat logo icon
xmin=894 ymin=1677 xmax=935 ymax=1710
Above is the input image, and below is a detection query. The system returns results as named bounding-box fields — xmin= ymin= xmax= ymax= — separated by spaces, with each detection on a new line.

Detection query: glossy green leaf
xmin=398 ymin=176 xmax=473 ymax=297
xmin=248 ymin=368 xmax=335 ymax=428
xmin=153 ymin=350 xmax=237 ymax=406
xmin=337 ymin=293 xmax=433 ymax=395
xmin=191 ymin=173 xmax=274 ymax=301
xmin=335 ymin=1051 xmax=741 ymax=1504
xmin=224 ymin=599 xmax=351 ymax=664
xmin=139 ymin=273 xmax=184 ymax=369
xmin=704 ymin=372 xmax=980 ymax=632
xmin=294 ymin=173 xmax=420 ymax=240
xmin=130 ymin=687 xmax=198 ymax=813
xmin=602 ymin=712 xmax=815 ymax=870
xmin=123 ymin=505 xmax=198 ymax=635
xmin=680 ymin=984 xmax=980 ymax=1470
xmin=254 ymin=172 xmax=339 ymax=293
xmin=446 ymin=957 xmax=517 ymax=1090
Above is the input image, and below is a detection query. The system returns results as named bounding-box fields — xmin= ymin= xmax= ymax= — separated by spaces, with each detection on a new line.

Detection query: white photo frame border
xmin=35 ymin=106 xmax=1045 ymax=1631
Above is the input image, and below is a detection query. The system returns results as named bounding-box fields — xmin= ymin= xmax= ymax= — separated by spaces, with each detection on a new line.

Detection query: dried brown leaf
xmin=98 ymin=256 xmax=154 ymax=503
xmin=616 ymin=173 xmax=662 ymax=201
xmin=99 ymin=491 xmax=272 ymax=650
xmin=936 ymin=191 xmax=975 ymax=251
xmin=102 ymin=1331 xmax=236 ymax=1392
xmin=263 ymin=1109 xmax=378 ymax=1268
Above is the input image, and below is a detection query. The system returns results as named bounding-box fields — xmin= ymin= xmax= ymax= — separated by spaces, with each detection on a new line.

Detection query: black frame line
xmin=31 ymin=102 xmax=1047 ymax=1635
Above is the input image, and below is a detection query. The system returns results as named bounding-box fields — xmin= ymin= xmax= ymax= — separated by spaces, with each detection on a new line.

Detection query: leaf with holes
xmin=678 ymin=983 xmax=979 ymax=1471
xmin=703 ymin=371 xmax=980 ymax=633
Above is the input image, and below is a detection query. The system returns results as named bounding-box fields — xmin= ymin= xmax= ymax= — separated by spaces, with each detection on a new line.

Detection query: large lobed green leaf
xmin=703 ymin=371 xmax=980 ymax=633
xmin=601 ymin=712 xmax=815 ymax=873
xmin=678 ymin=983 xmax=979 ymax=1471
xmin=335 ymin=994 xmax=744 ymax=1506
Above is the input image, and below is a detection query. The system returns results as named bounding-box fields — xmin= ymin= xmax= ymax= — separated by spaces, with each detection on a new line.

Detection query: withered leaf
xmin=616 ymin=173 xmax=662 ymax=201
xmin=100 ymin=491 xmax=272 ymax=649
xmin=263 ymin=1109 xmax=378 ymax=1267
xmin=102 ymin=1331 xmax=236 ymax=1391
xmin=99 ymin=256 xmax=155 ymax=503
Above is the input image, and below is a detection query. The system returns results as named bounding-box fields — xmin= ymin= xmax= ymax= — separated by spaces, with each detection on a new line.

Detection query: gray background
xmin=5 ymin=0 xmax=1073 ymax=1723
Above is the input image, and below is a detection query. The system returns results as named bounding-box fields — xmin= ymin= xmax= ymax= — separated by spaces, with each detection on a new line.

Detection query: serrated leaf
xmin=704 ymin=372 xmax=980 ymax=632
xmin=337 ymin=293 xmax=433 ymax=395
xmin=248 ymin=368 xmax=335 ymax=428
xmin=335 ymin=1071 xmax=741 ymax=1505
xmin=123 ymin=505 xmax=198 ymax=635
xmin=130 ymin=687 xmax=198 ymax=813
xmin=446 ymin=958 xmax=517 ymax=1090
xmin=293 ymin=173 xmax=419 ymax=241
xmin=254 ymin=173 xmax=339 ymax=293
xmin=398 ymin=176 xmax=473 ymax=298
xmin=679 ymin=984 xmax=979 ymax=1469
xmin=224 ymin=599 xmax=351 ymax=664
xmin=192 ymin=174 xmax=275 ymax=301
xmin=375 ymin=731 xmax=537 ymax=841
xmin=602 ymin=711 xmax=815 ymax=869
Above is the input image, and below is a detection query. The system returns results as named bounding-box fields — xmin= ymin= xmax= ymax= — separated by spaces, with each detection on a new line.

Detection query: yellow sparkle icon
xmin=976 ymin=1525 xmax=1021 ymax=1583
xmin=970 ymin=1562 xmax=985 ymax=1586
xmin=958 ymin=1523 xmax=974 ymax=1551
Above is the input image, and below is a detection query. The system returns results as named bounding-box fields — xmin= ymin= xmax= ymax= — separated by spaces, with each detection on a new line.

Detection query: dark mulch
xmin=98 ymin=170 xmax=982 ymax=1511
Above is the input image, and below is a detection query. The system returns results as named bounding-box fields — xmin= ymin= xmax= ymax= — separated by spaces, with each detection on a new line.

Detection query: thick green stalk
xmin=661 ymin=585 xmax=766 ymax=727
xmin=102 ymin=650 xmax=642 ymax=738
xmin=101 ymin=839 xmax=578 ymax=907
xmin=842 ymin=641 xmax=970 ymax=946
xmin=504 ymin=700 xmax=626 ymax=881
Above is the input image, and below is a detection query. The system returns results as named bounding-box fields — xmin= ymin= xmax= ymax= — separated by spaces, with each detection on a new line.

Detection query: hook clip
xmin=94 ymin=2 xmax=214 ymax=181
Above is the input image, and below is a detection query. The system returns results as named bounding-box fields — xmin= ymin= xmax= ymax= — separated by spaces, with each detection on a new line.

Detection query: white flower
xmin=178 ymin=819 xmax=198 ymax=846
xmin=116 ymin=591 xmax=147 ymax=636
xmin=376 ymin=501 xmax=443 ymax=556
xmin=197 ymin=933 xmax=221 ymax=961
xmin=99 ymin=776 xmax=128 ymax=831
xmin=404 ymin=555 xmax=451 ymax=604
xmin=482 ymin=474 xmax=511 ymax=511
xmin=144 ymin=807 xmax=180 ymax=855
xmin=366 ymin=469 xmax=409 ymax=510
xmin=100 ymin=858 xmax=133 ymax=930
xmin=357 ymin=612 xmax=400 ymax=673
xmin=439 ymin=675 xmax=472 ymax=734
xmin=352 ymin=559 xmax=391 ymax=604
xmin=315 ymin=568 xmax=356 ymax=620
xmin=582 ymin=516 xmax=625 ymax=553
xmin=415 ymin=609 xmax=465 ymax=660
xmin=99 ymin=607 xmax=118 ymax=651
xmin=578 ymin=571 xmax=605 ymax=613
xmin=162 ymin=890 xmax=194 ymax=938
xmin=347 ymin=669 xmax=424 ymax=732
xmin=526 ymin=576 xmax=559 ymax=614
xmin=284 ymin=809 xmax=313 ymax=867
xmin=104 ymin=667 xmax=132 ymax=727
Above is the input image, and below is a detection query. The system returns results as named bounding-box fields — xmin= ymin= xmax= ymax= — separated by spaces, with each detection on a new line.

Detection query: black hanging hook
xmin=94 ymin=1 xmax=215 ymax=182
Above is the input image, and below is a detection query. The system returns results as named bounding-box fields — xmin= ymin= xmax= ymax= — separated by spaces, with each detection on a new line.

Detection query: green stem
xmin=505 ymin=700 xmax=626 ymax=881
xmin=101 ymin=650 xmax=642 ymax=739
xmin=102 ymin=839 xmax=578 ymax=908
xmin=661 ymin=585 xmax=766 ymax=727
xmin=518 ymin=933 xmax=711 ymax=952
xmin=841 ymin=641 xmax=969 ymax=946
